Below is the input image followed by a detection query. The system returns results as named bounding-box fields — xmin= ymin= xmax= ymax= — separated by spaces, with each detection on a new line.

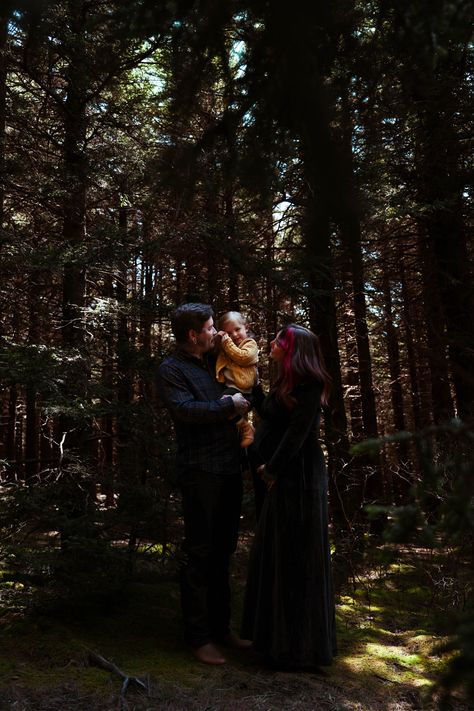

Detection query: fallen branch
xmin=88 ymin=650 xmax=148 ymax=708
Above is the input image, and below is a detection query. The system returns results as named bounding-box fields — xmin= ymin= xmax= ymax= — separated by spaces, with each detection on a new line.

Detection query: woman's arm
xmin=265 ymin=380 xmax=322 ymax=477
xmin=251 ymin=382 xmax=266 ymax=416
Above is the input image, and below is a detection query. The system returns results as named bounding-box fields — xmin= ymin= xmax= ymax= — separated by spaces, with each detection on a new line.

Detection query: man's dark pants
xmin=179 ymin=469 xmax=243 ymax=647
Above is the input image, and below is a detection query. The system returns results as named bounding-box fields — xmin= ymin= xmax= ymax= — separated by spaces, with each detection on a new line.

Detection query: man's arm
xmin=158 ymin=362 xmax=247 ymax=423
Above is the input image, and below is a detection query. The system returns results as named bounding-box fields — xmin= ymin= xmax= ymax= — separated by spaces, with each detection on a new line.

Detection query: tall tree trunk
xmin=381 ymin=257 xmax=409 ymax=502
xmin=417 ymin=229 xmax=454 ymax=425
xmin=399 ymin=256 xmax=425 ymax=432
xmin=5 ymin=385 xmax=17 ymax=479
xmin=303 ymin=196 xmax=354 ymax=533
xmin=100 ymin=273 xmax=115 ymax=506
xmin=224 ymin=177 xmax=239 ymax=308
xmin=419 ymin=105 xmax=474 ymax=421
xmin=0 ymin=11 xmax=7 ymax=229
xmin=59 ymin=0 xmax=91 ymax=537
xmin=25 ymin=276 xmax=40 ymax=484
xmin=340 ymin=215 xmax=378 ymax=442
xmin=337 ymin=91 xmax=383 ymax=516
xmin=341 ymin=308 xmax=364 ymax=443
xmin=116 ymin=205 xmax=134 ymax=487
xmin=339 ymin=93 xmax=379 ymax=442
xmin=62 ymin=56 xmax=86 ymax=347
xmin=264 ymin=234 xmax=277 ymax=342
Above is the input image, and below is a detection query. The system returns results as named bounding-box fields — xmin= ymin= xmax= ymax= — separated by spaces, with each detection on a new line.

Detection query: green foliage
xmin=437 ymin=615 xmax=474 ymax=711
xmin=354 ymin=420 xmax=474 ymax=705
xmin=0 ymin=468 xmax=179 ymax=615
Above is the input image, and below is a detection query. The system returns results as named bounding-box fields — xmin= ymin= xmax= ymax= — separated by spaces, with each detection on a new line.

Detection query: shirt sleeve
xmin=265 ymin=380 xmax=322 ymax=477
xmin=221 ymin=338 xmax=259 ymax=366
xmin=158 ymin=361 xmax=235 ymax=423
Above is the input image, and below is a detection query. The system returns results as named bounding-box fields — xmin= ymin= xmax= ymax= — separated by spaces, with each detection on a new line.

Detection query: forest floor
xmin=0 ymin=541 xmax=470 ymax=711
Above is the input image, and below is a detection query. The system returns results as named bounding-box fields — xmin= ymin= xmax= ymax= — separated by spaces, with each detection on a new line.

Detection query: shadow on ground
xmin=0 ymin=553 xmax=470 ymax=711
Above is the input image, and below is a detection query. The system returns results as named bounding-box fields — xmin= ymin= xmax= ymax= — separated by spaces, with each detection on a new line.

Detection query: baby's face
xmin=224 ymin=319 xmax=247 ymax=345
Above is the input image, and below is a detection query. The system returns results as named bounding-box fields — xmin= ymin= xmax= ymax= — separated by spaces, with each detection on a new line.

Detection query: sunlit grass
xmin=0 ymin=543 xmax=470 ymax=709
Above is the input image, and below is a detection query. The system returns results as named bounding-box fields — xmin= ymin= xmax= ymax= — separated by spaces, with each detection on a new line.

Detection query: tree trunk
xmin=399 ymin=256 xmax=424 ymax=432
xmin=417 ymin=229 xmax=454 ymax=425
xmin=58 ymin=0 xmax=92 ymax=537
xmin=381 ymin=259 xmax=409 ymax=502
xmin=303 ymin=197 xmax=354 ymax=533
xmin=339 ymin=93 xmax=378 ymax=442
xmin=0 ymin=11 xmax=7 ymax=228
xmin=341 ymin=308 xmax=364 ymax=443
xmin=116 ymin=205 xmax=135 ymax=486
xmin=419 ymin=106 xmax=474 ymax=421
xmin=100 ymin=273 xmax=115 ymax=506
xmin=337 ymin=91 xmax=383 ymax=515
xmin=5 ymin=385 xmax=17 ymax=479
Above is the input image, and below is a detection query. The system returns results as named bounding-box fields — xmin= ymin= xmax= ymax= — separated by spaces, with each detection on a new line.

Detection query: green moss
xmin=0 ymin=550 xmax=469 ymax=709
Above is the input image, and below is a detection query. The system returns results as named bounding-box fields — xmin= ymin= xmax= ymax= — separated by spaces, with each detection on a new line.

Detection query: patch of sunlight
xmin=366 ymin=625 xmax=401 ymax=637
xmin=411 ymin=677 xmax=434 ymax=688
xmin=388 ymin=563 xmax=417 ymax=573
xmin=343 ymin=650 xmax=434 ymax=687
xmin=342 ymin=653 xmax=400 ymax=682
xmin=137 ymin=543 xmax=164 ymax=554
xmin=338 ymin=596 xmax=383 ymax=614
xmin=366 ymin=642 xmax=422 ymax=667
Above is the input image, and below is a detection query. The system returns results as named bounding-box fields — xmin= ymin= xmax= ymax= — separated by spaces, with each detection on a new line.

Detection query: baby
xmin=216 ymin=311 xmax=259 ymax=448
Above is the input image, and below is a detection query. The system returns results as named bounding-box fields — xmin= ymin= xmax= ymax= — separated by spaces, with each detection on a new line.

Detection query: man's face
xmin=194 ymin=317 xmax=217 ymax=354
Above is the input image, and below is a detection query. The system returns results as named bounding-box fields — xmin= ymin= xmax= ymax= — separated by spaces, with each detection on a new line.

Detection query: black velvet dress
xmin=241 ymin=379 xmax=337 ymax=668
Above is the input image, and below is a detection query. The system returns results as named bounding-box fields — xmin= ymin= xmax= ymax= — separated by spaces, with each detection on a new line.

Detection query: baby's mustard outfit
xmin=216 ymin=337 xmax=259 ymax=447
xmin=216 ymin=337 xmax=259 ymax=392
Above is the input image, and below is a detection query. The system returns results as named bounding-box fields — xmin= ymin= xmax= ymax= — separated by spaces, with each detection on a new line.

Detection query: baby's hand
xmin=217 ymin=331 xmax=229 ymax=341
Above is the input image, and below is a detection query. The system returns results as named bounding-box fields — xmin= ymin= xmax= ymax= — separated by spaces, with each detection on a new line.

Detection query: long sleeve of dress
xmin=265 ymin=380 xmax=322 ymax=477
xmin=251 ymin=383 xmax=266 ymax=415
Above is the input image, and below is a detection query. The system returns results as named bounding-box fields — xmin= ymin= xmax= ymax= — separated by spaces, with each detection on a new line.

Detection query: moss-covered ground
xmin=0 ymin=543 xmax=470 ymax=711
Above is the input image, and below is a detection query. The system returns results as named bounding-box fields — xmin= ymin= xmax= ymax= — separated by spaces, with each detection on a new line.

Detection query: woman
xmin=241 ymin=324 xmax=337 ymax=669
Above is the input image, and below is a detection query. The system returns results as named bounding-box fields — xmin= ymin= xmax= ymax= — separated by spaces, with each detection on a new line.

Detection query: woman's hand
xmin=257 ymin=464 xmax=275 ymax=491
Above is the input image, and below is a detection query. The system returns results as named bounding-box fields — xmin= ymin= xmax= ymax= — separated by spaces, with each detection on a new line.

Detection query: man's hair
xmin=171 ymin=303 xmax=214 ymax=343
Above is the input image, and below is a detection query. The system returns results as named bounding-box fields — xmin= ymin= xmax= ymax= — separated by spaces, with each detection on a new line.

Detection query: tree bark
xmin=381 ymin=258 xmax=410 ymax=501
xmin=303 ymin=196 xmax=354 ymax=531
xmin=0 ymin=11 xmax=7 ymax=228
xmin=419 ymin=105 xmax=474 ymax=421
xmin=116 ymin=204 xmax=135 ymax=486
xmin=417 ymin=229 xmax=455 ymax=425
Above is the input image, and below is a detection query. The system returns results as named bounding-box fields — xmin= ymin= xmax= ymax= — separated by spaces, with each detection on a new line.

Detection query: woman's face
xmin=270 ymin=332 xmax=285 ymax=362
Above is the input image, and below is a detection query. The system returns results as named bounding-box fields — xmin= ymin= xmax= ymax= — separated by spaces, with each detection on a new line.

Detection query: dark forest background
xmin=0 ymin=0 xmax=473 ymax=704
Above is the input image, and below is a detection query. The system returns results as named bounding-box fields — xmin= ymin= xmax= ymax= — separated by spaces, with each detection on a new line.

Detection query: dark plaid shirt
xmin=158 ymin=348 xmax=241 ymax=477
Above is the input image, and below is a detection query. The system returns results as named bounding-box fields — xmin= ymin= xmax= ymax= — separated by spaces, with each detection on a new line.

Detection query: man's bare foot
xmin=192 ymin=642 xmax=226 ymax=665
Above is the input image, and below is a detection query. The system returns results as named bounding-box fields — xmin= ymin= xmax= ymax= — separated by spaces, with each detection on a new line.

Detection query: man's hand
xmin=231 ymin=392 xmax=249 ymax=416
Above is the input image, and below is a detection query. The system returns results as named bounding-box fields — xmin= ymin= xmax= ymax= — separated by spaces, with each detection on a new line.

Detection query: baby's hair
xmin=218 ymin=311 xmax=246 ymax=329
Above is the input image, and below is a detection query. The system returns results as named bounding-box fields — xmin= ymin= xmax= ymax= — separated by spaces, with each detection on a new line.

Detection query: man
xmin=158 ymin=303 xmax=251 ymax=665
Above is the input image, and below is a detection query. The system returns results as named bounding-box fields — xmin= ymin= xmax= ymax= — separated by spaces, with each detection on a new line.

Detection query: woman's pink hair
xmin=273 ymin=324 xmax=331 ymax=408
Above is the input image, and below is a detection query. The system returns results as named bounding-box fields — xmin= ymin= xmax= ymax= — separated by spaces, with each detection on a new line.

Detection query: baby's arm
xmin=220 ymin=337 xmax=259 ymax=366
